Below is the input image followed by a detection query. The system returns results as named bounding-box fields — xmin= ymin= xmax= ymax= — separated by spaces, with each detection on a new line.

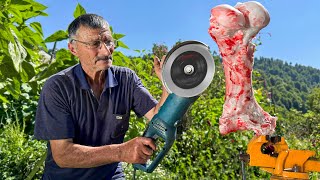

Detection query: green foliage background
xmin=0 ymin=1 xmax=319 ymax=180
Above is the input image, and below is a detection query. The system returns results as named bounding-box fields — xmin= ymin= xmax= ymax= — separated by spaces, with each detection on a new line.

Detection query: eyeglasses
xmin=71 ymin=38 xmax=115 ymax=50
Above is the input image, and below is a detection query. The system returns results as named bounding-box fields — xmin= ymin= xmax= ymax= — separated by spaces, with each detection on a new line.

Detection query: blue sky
xmin=34 ymin=0 xmax=320 ymax=69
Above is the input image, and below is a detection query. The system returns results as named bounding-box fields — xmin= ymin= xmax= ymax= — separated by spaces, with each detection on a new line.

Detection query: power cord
xmin=132 ymin=166 xmax=137 ymax=180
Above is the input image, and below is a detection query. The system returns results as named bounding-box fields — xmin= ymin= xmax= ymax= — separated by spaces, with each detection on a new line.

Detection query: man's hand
xmin=119 ymin=137 xmax=156 ymax=164
xmin=154 ymin=56 xmax=165 ymax=82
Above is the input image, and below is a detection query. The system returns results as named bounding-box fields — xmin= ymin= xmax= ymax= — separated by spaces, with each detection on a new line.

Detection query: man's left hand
xmin=154 ymin=56 xmax=165 ymax=81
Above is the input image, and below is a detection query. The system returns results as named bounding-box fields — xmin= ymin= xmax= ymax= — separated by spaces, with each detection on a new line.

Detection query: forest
xmin=0 ymin=1 xmax=319 ymax=179
xmin=253 ymin=57 xmax=320 ymax=113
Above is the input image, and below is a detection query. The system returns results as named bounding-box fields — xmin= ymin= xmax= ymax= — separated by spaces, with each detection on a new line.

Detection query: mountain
xmin=253 ymin=57 xmax=320 ymax=112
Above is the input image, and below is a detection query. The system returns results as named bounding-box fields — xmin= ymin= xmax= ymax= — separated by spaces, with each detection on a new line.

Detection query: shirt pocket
xmin=110 ymin=113 xmax=130 ymax=143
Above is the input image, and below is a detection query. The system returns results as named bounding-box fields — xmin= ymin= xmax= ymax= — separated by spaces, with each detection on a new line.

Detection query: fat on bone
xmin=208 ymin=1 xmax=276 ymax=136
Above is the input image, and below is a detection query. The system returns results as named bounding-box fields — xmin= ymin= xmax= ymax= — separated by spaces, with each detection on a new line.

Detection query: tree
xmin=308 ymin=87 xmax=320 ymax=113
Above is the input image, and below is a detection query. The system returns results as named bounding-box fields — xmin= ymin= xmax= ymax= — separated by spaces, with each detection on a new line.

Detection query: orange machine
xmin=240 ymin=135 xmax=320 ymax=180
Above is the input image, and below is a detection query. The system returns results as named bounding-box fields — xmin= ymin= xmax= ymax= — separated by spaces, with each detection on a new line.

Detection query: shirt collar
xmin=105 ymin=67 xmax=118 ymax=88
xmin=75 ymin=64 xmax=118 ymax=90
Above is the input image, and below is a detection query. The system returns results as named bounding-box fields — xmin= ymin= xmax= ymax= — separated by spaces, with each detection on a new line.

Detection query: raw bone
xmin=208 ymin=1 xmax=277 ymax=135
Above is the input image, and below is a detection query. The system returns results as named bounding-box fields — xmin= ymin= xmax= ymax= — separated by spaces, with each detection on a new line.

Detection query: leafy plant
xmin=0 ymin=0 xmax=47 ymax=103
xmin=0 ymin=111 xmax=46 ymax=179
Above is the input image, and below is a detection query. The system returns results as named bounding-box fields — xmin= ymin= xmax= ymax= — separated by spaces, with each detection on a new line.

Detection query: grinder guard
xmin=162 ymin=41 xmax=215 ymax=97
xmin=133 ymin=40 xmax=215 ymax=173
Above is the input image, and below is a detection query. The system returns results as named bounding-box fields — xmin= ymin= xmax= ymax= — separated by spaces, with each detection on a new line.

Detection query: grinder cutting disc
xmin=162 ymin=41 xmax=215 ymax=97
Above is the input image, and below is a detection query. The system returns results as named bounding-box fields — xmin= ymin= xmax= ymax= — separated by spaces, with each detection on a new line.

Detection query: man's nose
xmin=99 ymin=42 xmax=114 ymax=55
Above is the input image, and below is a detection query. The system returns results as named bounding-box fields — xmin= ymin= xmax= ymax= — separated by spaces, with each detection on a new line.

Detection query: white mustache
xmin=95 ymin=55 xmax=112 ymax=63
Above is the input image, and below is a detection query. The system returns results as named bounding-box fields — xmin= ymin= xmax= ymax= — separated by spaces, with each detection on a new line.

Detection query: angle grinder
xmin=133 ymin=40 xmax=215 ymax=173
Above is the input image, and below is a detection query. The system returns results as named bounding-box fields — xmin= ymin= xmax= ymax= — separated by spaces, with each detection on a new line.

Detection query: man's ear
xmin=68 ymin=42 xmax=77 ymax=56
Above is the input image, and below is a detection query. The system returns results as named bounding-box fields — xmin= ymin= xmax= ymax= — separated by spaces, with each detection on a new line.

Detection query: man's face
xmin=68 ymin=25 xmax=114 ymax=74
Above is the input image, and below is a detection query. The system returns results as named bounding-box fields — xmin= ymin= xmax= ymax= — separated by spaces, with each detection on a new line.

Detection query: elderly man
xmin=34 ymin=13 xmax=168 ymax=179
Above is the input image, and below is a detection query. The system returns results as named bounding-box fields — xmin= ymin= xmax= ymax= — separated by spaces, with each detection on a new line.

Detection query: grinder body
xmin=133 ymin=93 xmax=198 ymax=172
xmin=133 ymin=40 xmax=215 ymax=173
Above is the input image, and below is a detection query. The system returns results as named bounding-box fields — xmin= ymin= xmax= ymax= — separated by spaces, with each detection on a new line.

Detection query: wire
xmin=133 ymin=167 xmax=137 ymax=180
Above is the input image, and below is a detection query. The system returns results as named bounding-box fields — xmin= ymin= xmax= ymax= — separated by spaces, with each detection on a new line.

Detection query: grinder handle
xmin=133 ymin=94 xmax=198 ymax=173
xmin=133 ymin=133 xmax=174 ymax=173
xmin=133 ymin=116 xmax=176 ymax=173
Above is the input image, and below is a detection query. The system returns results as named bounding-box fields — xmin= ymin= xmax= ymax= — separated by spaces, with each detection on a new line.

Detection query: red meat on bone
xmin=208 ymin=1 xmax=277 ymax=135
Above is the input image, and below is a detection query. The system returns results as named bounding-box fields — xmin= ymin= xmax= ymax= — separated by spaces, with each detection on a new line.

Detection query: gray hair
xmin=67 ymin=13 xmax=110 ymax=40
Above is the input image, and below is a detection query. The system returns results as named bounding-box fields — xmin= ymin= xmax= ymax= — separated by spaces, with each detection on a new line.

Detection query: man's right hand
xmin=119 ymin=137 xmax=156 ymax=164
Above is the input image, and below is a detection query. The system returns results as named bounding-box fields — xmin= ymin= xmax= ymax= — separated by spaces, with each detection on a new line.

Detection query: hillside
xmin=253 ymin=57 xmax=320 ymax=112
